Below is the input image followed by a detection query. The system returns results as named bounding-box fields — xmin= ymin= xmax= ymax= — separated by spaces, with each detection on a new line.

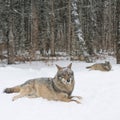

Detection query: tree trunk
xmin=67 ymin=0 xmax=71 ymax=55
xmin=50 ymin=0 xmax=55 ymax=56
xmin=7 ymin=23 xmax=15 ymax=64
xmin=31 ymin=0 xmax=39 ymax=59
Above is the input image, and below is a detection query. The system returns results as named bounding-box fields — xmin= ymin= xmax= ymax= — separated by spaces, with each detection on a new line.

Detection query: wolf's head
xmin=104 ymin=61 xmax=112 ymax=71
xmin=53 ymin=63 xmax=75 ymax=95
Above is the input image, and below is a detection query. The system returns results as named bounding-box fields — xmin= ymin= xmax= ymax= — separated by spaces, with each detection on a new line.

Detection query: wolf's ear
xmin=56 ymin=64 xmax=62 ymax=70
xmin=67 ymin=63 xmax=72 ymax=69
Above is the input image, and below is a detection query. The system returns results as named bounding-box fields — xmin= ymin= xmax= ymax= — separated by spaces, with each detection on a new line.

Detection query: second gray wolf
xmin=86 ymin=61 xmax=112 ymax=71
xmin=4 ymin=63 xmax=81 ymax=103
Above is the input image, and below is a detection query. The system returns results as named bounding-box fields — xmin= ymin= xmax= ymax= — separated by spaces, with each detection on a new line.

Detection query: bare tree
xmin=67 ymin=0 xmax=71 ymax=55
xmin=50 ymin=0 xmax=55 ymax=56
xmin=7 ymin=20 xmax=15 ymax=64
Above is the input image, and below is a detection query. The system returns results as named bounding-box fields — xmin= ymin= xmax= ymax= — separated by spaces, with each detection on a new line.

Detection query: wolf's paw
xmin=76 ymin=96 xmax=82 ymax=100
xmin=70 ymin=96 xmax=82 ymax=100
xmin=72 ymin=99 xmax=81 ymax=104
xmin=70 ymin=96 xmax=82 ymax=104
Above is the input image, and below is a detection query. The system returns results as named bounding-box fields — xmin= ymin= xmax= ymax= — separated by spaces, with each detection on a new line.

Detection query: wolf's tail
xmin=4 ymin=86 xmax=20 ymax=94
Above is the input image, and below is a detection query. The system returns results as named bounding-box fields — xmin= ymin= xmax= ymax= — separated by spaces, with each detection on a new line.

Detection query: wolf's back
xmin=4 ymin=86 xmax=20 ymax=93
xmin=86 ymin=64 xmax=102 ymax=70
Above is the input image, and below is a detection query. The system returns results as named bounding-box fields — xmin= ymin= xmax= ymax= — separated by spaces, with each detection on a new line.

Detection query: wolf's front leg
xmin=68 ymin=96 xmax=82 ymax=104
xmin=59 ymin=93 xmax=81 ymax=104
xmin=69 ymin=96 xmax=82 ymax=100
xmin=62 ymin=97 xmax=81 ymax=104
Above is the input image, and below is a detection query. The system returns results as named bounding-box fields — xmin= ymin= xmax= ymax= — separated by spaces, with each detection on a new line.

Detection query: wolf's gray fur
xmin=86 ymin=61 xmax=112 ymax=71
xmin=4 ymin=63 xmax=81 ymax=103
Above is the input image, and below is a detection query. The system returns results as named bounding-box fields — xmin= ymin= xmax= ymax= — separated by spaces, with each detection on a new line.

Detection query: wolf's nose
xmin=67 ymin=79 xmax=70 ymax=82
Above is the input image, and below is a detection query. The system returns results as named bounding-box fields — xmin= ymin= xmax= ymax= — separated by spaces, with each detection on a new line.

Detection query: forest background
xmin=0 ymin=0 xmax=120 ymax=64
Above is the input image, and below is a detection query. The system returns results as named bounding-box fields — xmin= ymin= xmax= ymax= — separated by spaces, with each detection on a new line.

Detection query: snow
xmin=0 ymin=59 xmax=120 ymax=120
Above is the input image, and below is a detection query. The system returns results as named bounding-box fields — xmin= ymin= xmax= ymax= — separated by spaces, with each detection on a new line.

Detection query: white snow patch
xmin=0 ymin=59 xmax=120 ymax=120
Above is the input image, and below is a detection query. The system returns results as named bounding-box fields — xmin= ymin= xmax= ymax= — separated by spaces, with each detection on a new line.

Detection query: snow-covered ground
xmin=0 ymin=58 xmax=120 ymax=120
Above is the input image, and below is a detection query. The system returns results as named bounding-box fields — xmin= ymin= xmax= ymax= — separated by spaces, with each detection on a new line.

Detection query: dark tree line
xmin=0 ymin=0 xmax=120 ymax=64
xmin=116 ymin=0 xmax=120 ymax=64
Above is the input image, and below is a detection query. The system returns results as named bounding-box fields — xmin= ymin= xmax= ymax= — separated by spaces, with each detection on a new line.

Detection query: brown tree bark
xmin=50 ymin=0 xmax=55 ymax=56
